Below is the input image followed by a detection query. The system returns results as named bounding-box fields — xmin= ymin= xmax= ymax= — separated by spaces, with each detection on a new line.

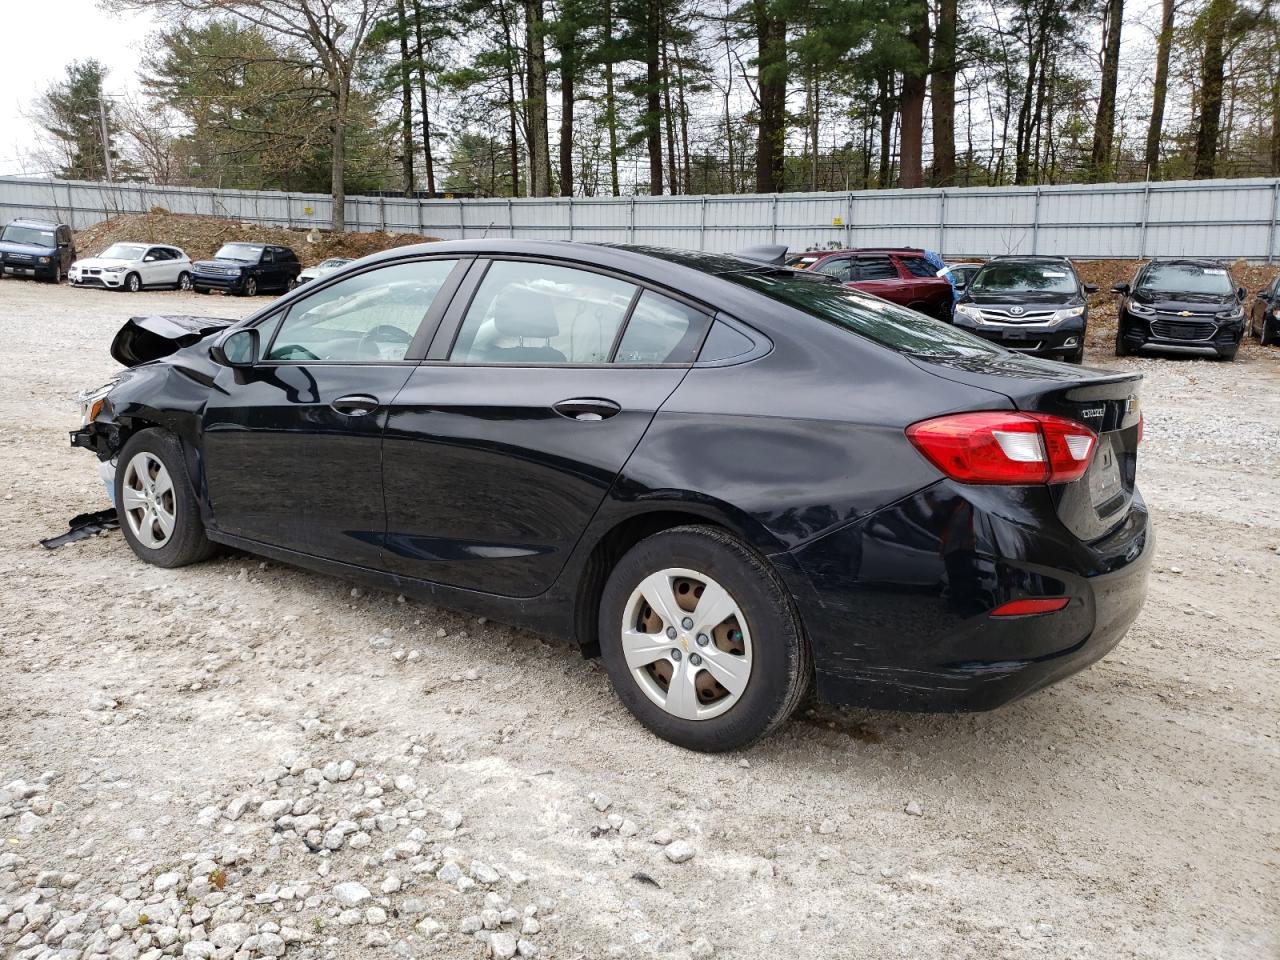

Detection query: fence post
xmin=379 ymin=196 xmax=387 ymax=232
xmin=699 ymin=197 xmax=707 ymax=251
xmin=1138 ymin=183 xmax=1152 ymax=260
xmin=770 ymin=194 xmax=778 ymax=244
xmin=65 ymin=183 xmax=76 ymax=230
xmin=1031 ymin=187 xmax=1042 ymax=255
xmin=457 ymin=198 xmax=465 ymax=239
xmin=629 ymin=197 xmax=636 ymax=243
xmin=937 ymin=190 xmax=947 ymax=256
xmin=507 ymin=198 xmax=514 ymax=239
xmin=1267 ymin=181 xmax=1280 ymax=265
xmin=568 ymin=195 xmax=574 ymax=241
xmin=845 ymin=193 xmax=853 ymax=247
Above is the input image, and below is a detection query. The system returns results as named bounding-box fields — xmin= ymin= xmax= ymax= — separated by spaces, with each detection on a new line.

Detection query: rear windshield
xmin=723 ymin=270 xmax=1008 ymax=359
xmin=970 ymin=261 xmax=1077 ymax=295
xmin=785 ymin=254 xmax=822 ymax=269
xmin=1 ymin=224 xmax=55 ymax=246
xmin=1136 ymin=263 xmax=1233 ymax=296
xmin=215 ymin=243 xmax=263 ymax=261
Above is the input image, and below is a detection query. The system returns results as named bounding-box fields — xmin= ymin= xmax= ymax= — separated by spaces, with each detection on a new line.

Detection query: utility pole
xmin=98 ymin=96 xmax=113 ymax=182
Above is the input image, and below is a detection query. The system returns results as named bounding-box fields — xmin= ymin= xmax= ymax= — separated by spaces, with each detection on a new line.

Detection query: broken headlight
xmin=76 ymin=378 xmax=122 ymax=425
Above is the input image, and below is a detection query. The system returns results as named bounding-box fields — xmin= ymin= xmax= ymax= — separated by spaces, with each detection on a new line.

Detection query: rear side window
xmin=814 ymin=258 xmax=853 ymax=282
xmin=724 ymin=271 xmax=1006 ymax=360
xmin=900 ymin=256 xmax=936 ymax=278
xmin=613 ymin=291 xmax=710 ymax=364
xmin=855 ymin=257 xmax=897 ymax=281
xmin=450 ymin=260 xmax=636 ymax=364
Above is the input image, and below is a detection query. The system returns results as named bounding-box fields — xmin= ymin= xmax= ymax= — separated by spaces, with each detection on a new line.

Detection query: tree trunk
xmin=558 ymin=0 xmax=576 ymax=197
xmin=1271 ymin=30 xmax=1280 ymax=176
xmin=1193 ymin=0 xmax=1230 ymax=178
xmin=674 ymin=41 xmax=692 ymax=194
xmin=396 ymin=0 xmax=414 ymax=195
xmin=645 ymin=0 xmax=663 ymax=194
xmin=1144 ymin=0 xmax=1174 ymax=179
xmin=1014 ymin=25 xmax=1044 ymax=184
xmin=603 ymin=0 xmax=620 ymax=195
xmin=331 ymin=84 xmax=347 ymax=232
xmin=878 ymin=72 xmax=894 ymax=187
xmin=410 ymin=1 xmax=436 ymax=194
xmin=754 ymin=0 xmax=786 ymax=193
xmin=1089 ymin=0 xmax=1124 ymax=181
xmin=809 ymin=71 xmax=819 ymax=190
xmin=525 ymin=0 xmax=551 ymax=196
xmin=496 ymin=0 xmax=521 ymax=196
xmin=661 ymin=29 xmax=679 ymax=195
xmin=930 ymin=0 xmax=957 ymax=186
xmin=898 ymin=0 xmax=929 ymax=188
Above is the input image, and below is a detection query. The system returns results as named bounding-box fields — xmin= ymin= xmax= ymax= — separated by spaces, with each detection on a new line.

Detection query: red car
xmin=786 ymin=248 xmax=954 ymax=319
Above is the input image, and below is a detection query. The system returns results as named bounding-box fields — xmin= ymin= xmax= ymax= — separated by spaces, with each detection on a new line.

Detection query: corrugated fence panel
xmin=2 ymin=175 xmax=1278 ymax=261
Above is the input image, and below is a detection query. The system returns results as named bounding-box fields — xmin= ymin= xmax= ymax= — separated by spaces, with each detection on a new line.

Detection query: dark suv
xmin=193 ymin=243 xmax=301 ymax=296
xmin=0 ymin=218 xmax=76 ymax=283
xmin=785 ymin=248 xmax=954 ymax=319
xmin=952 ymin=256 xmax=1094 ymax=363
xmin=1114 ymin=260 xmax=1247 ymax=360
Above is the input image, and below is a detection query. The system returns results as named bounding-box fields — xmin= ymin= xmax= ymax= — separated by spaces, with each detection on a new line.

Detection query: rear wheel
xmin=598 ymin=525 xmax=810 ymax=752
xmin=115 ymin=429 xmax=216 ymax=568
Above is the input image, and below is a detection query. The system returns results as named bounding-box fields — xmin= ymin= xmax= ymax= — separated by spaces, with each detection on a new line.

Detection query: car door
xmin=140 ymin=247 xmax=167 ymax=287
xmin=380 ymin=257 xmax=710 ymax=596
xmin=1254 ymin=275 xmax=1278 ymax=335
xmin=201 ymin=256 xmax=467 ymax=565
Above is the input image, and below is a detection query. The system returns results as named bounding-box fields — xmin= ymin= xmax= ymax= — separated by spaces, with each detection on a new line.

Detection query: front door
xmin=201 ymin=256 xmax=464 ymax=565
xmin=381 ymin=258 xmax=710 ymax=596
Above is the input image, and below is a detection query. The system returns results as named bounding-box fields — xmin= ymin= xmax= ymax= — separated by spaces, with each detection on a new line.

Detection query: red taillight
xmin=990 ymin=597 xmax=1070 ymax=617
xmin=906 ymin=411 xmax=1097 ymax=485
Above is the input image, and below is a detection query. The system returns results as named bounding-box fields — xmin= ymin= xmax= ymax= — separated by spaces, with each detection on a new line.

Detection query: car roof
xmin=1143 ymin=258 xmax=1228 ymax=269
xmin=7 ymin=218 xmax=62 ymax=228
xmin=987 ymin=255 xmax=1072 ymax=264
xmin=798 ymin=247 xmax=926 ymax=257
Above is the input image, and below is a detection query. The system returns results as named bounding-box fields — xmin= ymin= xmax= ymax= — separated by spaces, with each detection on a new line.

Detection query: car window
xmin=971 ymin=261 xmax=1078 ymax=295
xmin=900 ymin=256 xmax=936 ymax=278
xmin=266 ymin=259 xmax=458 ymax=362
xmin=814 ymin=258 xmax=853 ymax=282
xmin=449 ymin=260 xmax=637 ymax=365
xmin=855 ymin=257 xmax=897 ymax=281
xmin=261 ymin=248 xmax=274 ymax=264
xmin=613 ymin=291 xmax=711 ymax=364
xmin=698 ymin=320 xmax=757 ymax=363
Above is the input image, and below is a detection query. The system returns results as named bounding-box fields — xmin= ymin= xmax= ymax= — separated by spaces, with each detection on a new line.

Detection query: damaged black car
xmin=71 ymin=240 xmax=1151 ymax=752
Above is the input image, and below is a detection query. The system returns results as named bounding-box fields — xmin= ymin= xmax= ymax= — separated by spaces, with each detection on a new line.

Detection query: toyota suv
xmin=0 ymin=218 xmax=76 ymax=283
xmin=1113 ymin=259 xmax=1246 ymax=360
xmin=952 ymin=256 xmax=1095 ymax=363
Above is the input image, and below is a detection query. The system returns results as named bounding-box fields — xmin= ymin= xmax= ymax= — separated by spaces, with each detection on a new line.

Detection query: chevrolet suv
xmin=1113 ymin=259 xmax=1246 ymax=360
xmin=952 ymin=256 xmax=1094 ymax=363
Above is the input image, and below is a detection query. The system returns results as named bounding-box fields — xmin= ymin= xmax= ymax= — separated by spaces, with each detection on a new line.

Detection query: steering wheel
xmin=272 ymin=344 xmax=321 ymax=361
xmin=358 ymin=325 xmax=413 ymax=359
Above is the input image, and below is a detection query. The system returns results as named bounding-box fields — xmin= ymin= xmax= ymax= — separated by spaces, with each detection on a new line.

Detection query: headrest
xmin=492 ymin=288 xmax=560 ymax=339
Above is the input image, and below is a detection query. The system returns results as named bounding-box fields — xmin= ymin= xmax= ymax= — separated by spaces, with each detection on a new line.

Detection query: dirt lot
xmin=1 ymin=278 xmax=1278 ymax=960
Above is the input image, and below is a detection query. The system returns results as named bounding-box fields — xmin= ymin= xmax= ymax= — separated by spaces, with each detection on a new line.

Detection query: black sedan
xmin=1114 ymin=259 xmax=1247 ymax=359
xmin=71 ymin=241 xmax=1151 ymax=752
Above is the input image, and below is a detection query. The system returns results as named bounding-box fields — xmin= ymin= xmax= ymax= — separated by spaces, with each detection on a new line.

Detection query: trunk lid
xmin=910 ymin=352 xmax=1142 ymax=542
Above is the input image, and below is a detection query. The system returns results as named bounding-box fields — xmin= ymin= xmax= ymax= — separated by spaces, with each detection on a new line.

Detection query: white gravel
xmin=1 ymin=279 xmax=1278 ymax=959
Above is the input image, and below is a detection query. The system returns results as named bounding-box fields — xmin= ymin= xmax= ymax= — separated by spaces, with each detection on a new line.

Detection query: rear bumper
xmin=780 ymin=480 xmax=1152 ymax=712
xmin=952 ymin=315 xmax=1085 ymax=356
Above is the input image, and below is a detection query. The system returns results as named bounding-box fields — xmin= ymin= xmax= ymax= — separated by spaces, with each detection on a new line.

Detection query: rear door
xmin=380 ymin=257 xmax=711 ymax=596
xmin=851 ymin=255 xmax=909 ymax=305
xmin=201 ymin=256 xmax=466 ymax=564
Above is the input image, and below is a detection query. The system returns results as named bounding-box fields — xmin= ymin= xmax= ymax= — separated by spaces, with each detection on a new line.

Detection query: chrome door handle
xmin=331 ymin=394 xmax=380 ymax=416
xmin=552 ymin=398 xmax=621 ymax=421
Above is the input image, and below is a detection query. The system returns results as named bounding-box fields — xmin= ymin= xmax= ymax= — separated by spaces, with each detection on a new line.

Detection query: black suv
xmin=951 ymin=256 xmax=1094 ymax=363
xmin=1247 ymin=271 xmax=1280 ymax=346
xmin=1113 ymin=259 xmax=1246 ymax=360
xmin=193 ymin=243 xmax=301 ymax=296
xmin=0 ymin=218 xmax=76 ymax=283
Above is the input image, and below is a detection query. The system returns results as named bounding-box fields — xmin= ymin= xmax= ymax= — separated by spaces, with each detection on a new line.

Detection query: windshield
xmin=1136 ymin=263 xmax=1233 ymax=296
xmin=214 ymin=243 xmax=263 ymax=261
xmin=723 ymin=270 xmax=1009 ymax=359
xmin=99 ymin=243 xmax=147 ymax=260
xmin=1 ymin=224 xmax=55 ymax=247
xmin=970 ymin=262 xmax=1077 ymax=295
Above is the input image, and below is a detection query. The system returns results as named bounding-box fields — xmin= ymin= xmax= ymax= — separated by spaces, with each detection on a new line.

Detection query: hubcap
xmin=180 ymin=274 xmax=191 ymax=290
xmin=121 ymin=452 xmax=177 ymax=549
xmin=621 ymin=568 xmax=752 ymax=721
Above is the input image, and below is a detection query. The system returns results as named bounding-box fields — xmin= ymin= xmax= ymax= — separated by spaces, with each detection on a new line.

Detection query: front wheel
xmin=241 ymin=276 xmax=258 ymax=297
xmin=176 ymin=271 xmax=192 ymax=292
xmin=124 ymin=272 xmax=141 ymax=293
xmin=1261 ymin=317 xmax=1276 ymax=346
xmin=115 ymin=428 xmax=216 ymax=568
xmin=598 ymin=525 xmax=811 ymax=752
xmin=1114 ymin=328 xmax=1130 ymax=357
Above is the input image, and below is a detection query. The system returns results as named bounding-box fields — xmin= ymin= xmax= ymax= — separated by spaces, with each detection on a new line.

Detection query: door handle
xmin=553 ymin=398 xmax=621 ymax=422
xmin=331 ymin=394 xmax=380 ymax=416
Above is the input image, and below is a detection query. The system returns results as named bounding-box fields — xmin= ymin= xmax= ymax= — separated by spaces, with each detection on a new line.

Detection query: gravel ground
xmin=2 ymin=278 xmax=1278 ymax=960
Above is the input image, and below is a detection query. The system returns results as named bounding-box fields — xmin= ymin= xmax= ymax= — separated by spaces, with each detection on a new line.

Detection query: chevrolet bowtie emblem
xmin=1178 ymin=310 xmax=1192 ymax=317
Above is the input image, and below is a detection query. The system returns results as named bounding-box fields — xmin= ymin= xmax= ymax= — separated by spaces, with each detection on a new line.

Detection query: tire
xmin=195 ymin=285 xmax=210 ymax=294
xmin=50 ymin=264 xmax=63 ymax=284
xmin=240 ymin=276 xmax=258 ymax=297
xmin=176 ymin=271 xmax=192 ymax=292
xmin=1261 ymin=317 xmax=1275 ymax=347
xmin=1063 ymin=348 xmax=1084 ymax=364
xmin=124 ymin=272 xmax=141 ymax=293
xmin=1218 ymin=347 xmax=1238 ymax=362
xmin=115 ymin=428 xmax=216 ymax=569
xmin=1114 ymin=327 xmax=1130 ymax=357
xmin=598 ymin=525 xmax=811 ymax=752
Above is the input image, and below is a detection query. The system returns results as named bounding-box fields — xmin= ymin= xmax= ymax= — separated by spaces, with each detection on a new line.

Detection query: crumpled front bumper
xmin=70 ymin=423 xmax=119 ymax=506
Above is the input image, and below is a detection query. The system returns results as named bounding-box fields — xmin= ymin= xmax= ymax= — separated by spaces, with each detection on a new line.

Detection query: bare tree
xmin=112 ymin=0 xmax=392 ymax=230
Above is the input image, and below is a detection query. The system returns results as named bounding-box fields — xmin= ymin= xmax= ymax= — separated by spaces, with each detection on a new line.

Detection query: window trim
xmin=253 ymin=255 xmax=472 ymax=366
xmin=433 ymin=255 xmax=720 ymax=369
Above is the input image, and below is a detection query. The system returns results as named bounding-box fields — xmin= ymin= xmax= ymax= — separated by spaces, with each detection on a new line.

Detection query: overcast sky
xmin=0 ymin=2 xmax=157 ymax=176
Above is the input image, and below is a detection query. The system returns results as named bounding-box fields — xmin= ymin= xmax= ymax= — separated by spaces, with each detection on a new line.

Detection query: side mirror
xmin=1111 ymin=283 xmax=1130 ymax=295
xmin=1237 ymin=286 xmax=1247 ymax=302
xmin=211 ymin=328 xmax=259 ymax=368
xmin=1084 ymin=283 xmax=1099 ymax=294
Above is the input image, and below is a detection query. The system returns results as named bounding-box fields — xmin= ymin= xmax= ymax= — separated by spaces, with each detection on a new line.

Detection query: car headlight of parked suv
xmin=1126 ymin=300 xmax=1157 ymax=317
xmin=954 ymin=304 xmax=981 ymax=320
xmin=1051 ymin=305 xmax=1085 ymax=324
xmin=1215 ymin=306 xmax=1244 ymax=321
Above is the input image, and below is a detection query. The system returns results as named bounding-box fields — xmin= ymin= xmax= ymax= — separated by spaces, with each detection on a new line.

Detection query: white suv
xmin=70 ymin=243 xmax=194 ymax=292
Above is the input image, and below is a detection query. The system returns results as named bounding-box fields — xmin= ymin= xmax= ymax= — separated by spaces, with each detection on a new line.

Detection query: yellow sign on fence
xmin=831 ymin=216 xmax=843 ymax=226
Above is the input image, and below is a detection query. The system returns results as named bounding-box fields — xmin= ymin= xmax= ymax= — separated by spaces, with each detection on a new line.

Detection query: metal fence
xmin=2 ymin=174 xmax=1279 ymax=262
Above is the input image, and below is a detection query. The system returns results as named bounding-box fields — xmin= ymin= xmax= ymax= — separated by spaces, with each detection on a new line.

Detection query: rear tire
xmin=115 ymin=428 xmax=216 ymax=569
xmin=598 ymin=525 xmax=811 ymax=752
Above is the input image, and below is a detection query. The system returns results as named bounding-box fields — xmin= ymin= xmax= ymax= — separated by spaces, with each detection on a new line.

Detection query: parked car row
xmin=0 ymin=217 xmax=306 ymax=295
xmin=788 ymin=245 xmax=1279 ymax=363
